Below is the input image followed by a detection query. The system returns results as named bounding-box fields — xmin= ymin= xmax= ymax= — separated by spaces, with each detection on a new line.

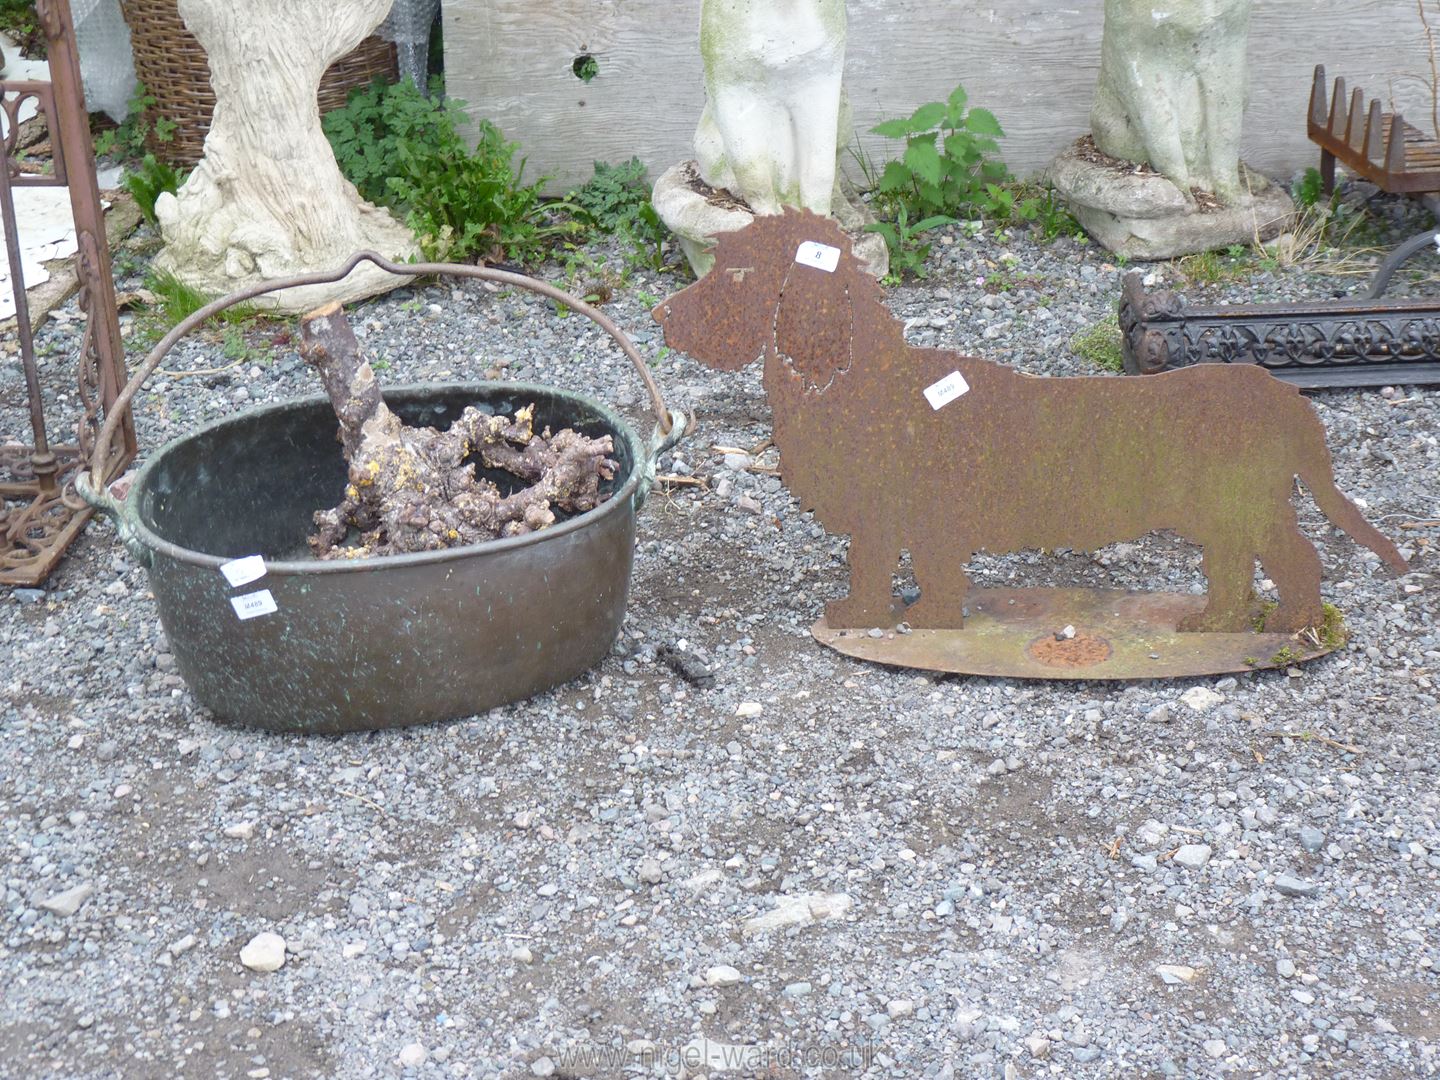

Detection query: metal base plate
xmin=1 ymin=443 xmax=92 ymax=587
xmin=812 ymin=587 xmax=1340 ymax=680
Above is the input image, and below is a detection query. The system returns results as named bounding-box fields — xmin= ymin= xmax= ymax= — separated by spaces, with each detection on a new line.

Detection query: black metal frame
xmin=1120 ymin=231 xmax=1440 ymax=388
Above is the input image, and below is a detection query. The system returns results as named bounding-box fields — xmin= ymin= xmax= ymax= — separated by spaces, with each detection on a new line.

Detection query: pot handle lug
xmin=74 ymin=472 xmax=154 ymax=568
xmin=636 ymin=409 xmax=691 ymax=512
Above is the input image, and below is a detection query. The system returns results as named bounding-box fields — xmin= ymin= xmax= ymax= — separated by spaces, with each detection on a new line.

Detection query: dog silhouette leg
xmin=1258 ymin=514 xmax=1326 ymax=633
xmin=904 ymin=546 xmax=972 ymax=629
xmin=1178 ymin=537 xmax=1257 ymax=633
xmin=825 ymin=535 xmax=903 ymax=628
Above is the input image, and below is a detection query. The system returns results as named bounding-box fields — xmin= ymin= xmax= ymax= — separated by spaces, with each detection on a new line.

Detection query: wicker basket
xmin=119 ymin=0 xmax=397 ymax=166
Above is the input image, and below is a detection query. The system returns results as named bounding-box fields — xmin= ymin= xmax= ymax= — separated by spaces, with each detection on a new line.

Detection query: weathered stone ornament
xmin=153 ymin=0 xmax=417 ymax=313
xmin=652 ymin=0 xmax=887 ymax=278
xmin=655 ymin=210 xmax=1409 ymax=679
xmin=1049 ymin=0 xmax=1293 ymax=259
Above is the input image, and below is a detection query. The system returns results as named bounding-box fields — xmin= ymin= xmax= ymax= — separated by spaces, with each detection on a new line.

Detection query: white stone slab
xmin=1 ymin=32 xmax=50 ymax=135
xmin=0 ymin=188 xmax=81 ymax=321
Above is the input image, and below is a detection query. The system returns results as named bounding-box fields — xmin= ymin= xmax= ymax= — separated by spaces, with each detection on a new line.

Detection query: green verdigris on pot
xmin=1048 ymin=0 xmax=1293 ymax=259
xmin=652 ymin=0 xmax=887 ymax=278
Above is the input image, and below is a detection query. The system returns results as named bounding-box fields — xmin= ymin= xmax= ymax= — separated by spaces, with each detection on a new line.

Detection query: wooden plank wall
xmin=444 ymin=0 xmax=1434 ymax=193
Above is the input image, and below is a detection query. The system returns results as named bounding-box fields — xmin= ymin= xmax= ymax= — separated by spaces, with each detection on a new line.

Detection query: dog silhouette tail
xmin=1295 ymin=454 xmax=1409 ymax=575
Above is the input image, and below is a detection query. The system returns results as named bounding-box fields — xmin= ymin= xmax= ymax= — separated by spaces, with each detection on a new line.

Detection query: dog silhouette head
xmin=653 ymin=208 xmax=878 ymax=391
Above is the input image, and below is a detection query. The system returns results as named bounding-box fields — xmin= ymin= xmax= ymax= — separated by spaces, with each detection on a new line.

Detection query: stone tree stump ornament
xmin=1048 ymin=0 xmax=1293 ymax=260
xmin=652 ymin=0 xmax=887 ymax=278
xmin=153 ymin=0 xmax=417 ymax=313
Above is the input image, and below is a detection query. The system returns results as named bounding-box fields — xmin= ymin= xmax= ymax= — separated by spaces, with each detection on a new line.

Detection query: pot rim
xmin=122 ymin=380 xmax=645 ymax=576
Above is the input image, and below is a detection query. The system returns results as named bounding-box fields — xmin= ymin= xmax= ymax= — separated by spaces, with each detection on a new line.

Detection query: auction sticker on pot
xmin=795 ymin=241 xmax=841 ymax=273
xmin=231 ymin=590 xmax=278 ymax=621
xmin=924 ymin=371 xmax=970 ymax=410
xmin=219 ymin=554 xmax=266 ymax=588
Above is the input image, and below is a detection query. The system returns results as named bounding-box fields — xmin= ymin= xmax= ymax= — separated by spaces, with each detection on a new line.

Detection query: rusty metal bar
xmin=1309 ymin=64 xmax=1440 ymax=195
xmin=1309 ymin=67 xmax=1327 ymax=128
xmin=39 ymin=0 xmax=136 ymax=466
xmin=1386 ymin=114 xmax=1407 ymax=177
xmin=1364 ymin=99 xmax=1384 ymax=164
xmin=0 ymin=115 xmax=56 ymax=487
xmin=1 ymin=0 xmax=135 ymax=585
xmin=1344 ymin=87 xmax=1364 ymax=151
xmin=1327 ymin=74 xmax=1347 ymax=138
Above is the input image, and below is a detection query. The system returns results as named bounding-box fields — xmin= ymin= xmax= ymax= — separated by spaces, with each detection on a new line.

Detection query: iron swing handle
xmin=76 ymin=251 xmax=687 ymax=523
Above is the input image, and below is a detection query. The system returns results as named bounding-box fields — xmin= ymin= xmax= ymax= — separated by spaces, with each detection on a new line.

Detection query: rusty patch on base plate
xmin=1028 ymin=632 xmax=1113 ymax=668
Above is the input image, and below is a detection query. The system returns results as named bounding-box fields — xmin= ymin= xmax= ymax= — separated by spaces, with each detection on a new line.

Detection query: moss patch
xmin=1070 ymin=318 xmax=1124 ymax=372
xmin=1315 ymin=602 xmax=1348 ymax=651
xmin=1269 ymin=645 xmax=1303 ymax=666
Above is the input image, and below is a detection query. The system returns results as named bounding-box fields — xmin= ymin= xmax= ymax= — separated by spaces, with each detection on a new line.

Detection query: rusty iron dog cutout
xmin=654 ymin=208 xmax=1408 ymax=638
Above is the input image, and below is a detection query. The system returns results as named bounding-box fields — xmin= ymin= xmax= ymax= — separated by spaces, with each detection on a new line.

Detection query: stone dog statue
xmin=654 ymin=209 xmax=1407 ymax=633
xmin=653 ymin=0 xmax=887 ymax=278
xmin=693 ymin=0 xmax=849 ymax=217
xmin=1091 ymin=0 xmax=1252 ymax=202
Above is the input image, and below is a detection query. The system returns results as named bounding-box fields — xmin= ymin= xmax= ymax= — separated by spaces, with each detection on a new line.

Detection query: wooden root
xmin=299 ymin=302 xmax=617 ymax=559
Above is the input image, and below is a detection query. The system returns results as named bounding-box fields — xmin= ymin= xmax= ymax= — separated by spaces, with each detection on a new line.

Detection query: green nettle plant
xmin=864 ymin=207 xmax=955 ymax=280
xmin=865 ymin=83 xmax=1082 ymax=276
xmin=568 ymin=158 xmax=652 ymax=232
xmin=323 ymin=78 xmax=579 ymax=264
xmin=870 ymin=84 xmax=1009 ymax=220
xmin=94 ymin=84 xmax=175 ymax=161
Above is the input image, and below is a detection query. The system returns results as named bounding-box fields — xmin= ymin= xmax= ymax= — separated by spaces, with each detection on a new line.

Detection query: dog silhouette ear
xmin=652 ymin=225 xmax=782 ymax=370
xmin=774 ymin=256 xmax=853 ymax=389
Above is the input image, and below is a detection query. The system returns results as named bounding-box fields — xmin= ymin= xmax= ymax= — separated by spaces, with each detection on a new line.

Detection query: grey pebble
xmin=1274 ymin=874 xmax=1320 ymax=898
xmin=39 ymin=882 xmax=94 ymax=918
xmin=1172 ymin=844 xmax=1213 ymax=870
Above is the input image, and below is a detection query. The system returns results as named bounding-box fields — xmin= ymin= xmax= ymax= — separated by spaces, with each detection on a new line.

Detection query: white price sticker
xmin=230 ymin=590 xmax=278 ymax=621
xmin=795 ymin=241 xmax=841 ymax=274
xmin=923 ymin=371 xmax=971 ymax=411
xmin=219 ymin=554 xmax=266 ymax=588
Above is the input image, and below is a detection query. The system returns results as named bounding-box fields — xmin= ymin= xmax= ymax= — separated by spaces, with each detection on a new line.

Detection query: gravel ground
xmin=2 ymin=188 xmax=1438 ymax=1079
